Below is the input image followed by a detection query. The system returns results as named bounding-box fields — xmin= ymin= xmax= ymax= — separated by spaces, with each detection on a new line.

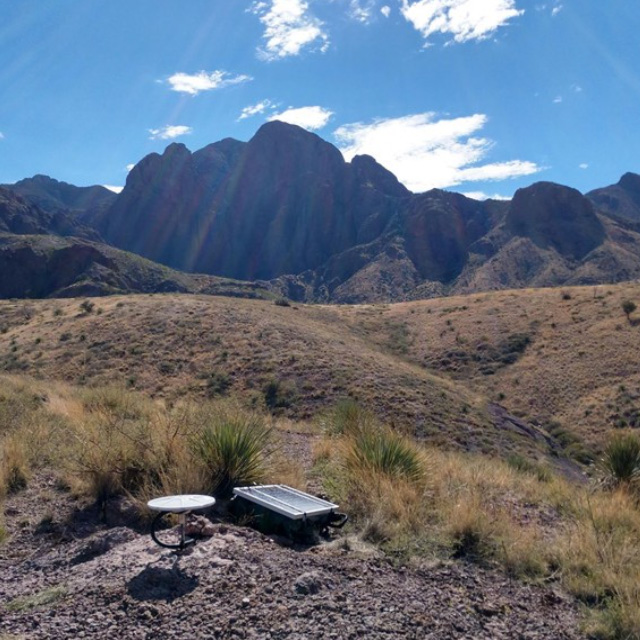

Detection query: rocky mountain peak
xmin=507 ymin=181 xmax=605 ymax=260
xmin=618 ymin=171 xmax=640 ymax=194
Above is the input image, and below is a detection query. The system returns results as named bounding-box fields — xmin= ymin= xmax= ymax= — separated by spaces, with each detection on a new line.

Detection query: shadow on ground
xmin=126 ymin=565 xmax=199 ymax=602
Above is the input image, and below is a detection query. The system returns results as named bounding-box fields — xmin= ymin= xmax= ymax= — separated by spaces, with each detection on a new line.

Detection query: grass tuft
xmin=345 ymin=427 xmax=426 ymax=484
xmin=192 ymin=408 xmax=273 ymax=497
xmin=601 ymin=432 xmax=640 ymax=487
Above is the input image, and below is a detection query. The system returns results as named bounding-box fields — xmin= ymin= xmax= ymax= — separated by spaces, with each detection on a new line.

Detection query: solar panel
xmin=233 ymin=485 xmax=339 ymax=520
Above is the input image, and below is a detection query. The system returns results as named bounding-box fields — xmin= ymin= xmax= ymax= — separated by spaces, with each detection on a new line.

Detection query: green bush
xmin=192 ymin=412 xmax=273 ymax=497
xmin=345 ymin=427 xmax=425 ymax=483
xmin=602 ymin=433 xmax=640 ymax=486
xmin=263 ymin=378 xmax=295 ymax=412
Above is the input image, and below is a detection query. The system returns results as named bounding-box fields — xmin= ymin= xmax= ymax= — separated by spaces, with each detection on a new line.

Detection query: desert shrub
xmin=602 ymin=432 xmax=640 ymax=486
xmin=345 ymin=427 xmax=425 ymax=484
xmin=79 ymin=300 xmax=95 ymax=314
xmin=273 ymin=297 xmax=291 ymax=307
xmin=622 ymin=300 xmax=637 ymax=324
xmin=506 ymin=453 xmax=551 ymax=482
xmin=192 ymin=410 xmax=273 ymax=497
xmin=205 ymin=370 xmax=231 ymax=397
xmin=263 ymin=378 xmax=296 ymax=412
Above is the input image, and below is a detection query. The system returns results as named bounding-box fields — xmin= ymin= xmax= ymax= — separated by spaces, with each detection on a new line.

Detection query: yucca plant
xmin=602 ymin=432 xmax=640 ymax=486
xmin=192 ymin=412 xmax=273 ymax=497
xmin=345 ymin=427 xmax=425 ymax=483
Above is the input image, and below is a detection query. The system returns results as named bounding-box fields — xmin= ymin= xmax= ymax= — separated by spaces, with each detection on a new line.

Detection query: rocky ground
xmin=0 ymin=475 xmax=583 ymax=639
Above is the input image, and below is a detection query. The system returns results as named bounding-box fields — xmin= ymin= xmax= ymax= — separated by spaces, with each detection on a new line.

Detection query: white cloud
xmin=103 ymin=185 xmax=124 ymax=194
xmin=250 ymin=0 xmax=329 ymax=60
xmin=126 ymin=163 xmax=135 ymax=172
xmin=0 ymin=132 xmax=4 ymax=140
xmin=148 ymin=125 xmax=193 ymax=140
xmin=551 ymin=4 xmax=563 ymax=15
xmin=167 ymin=70 xmax=251 ymax=96
xmin=334 ymin=112 xmax=541 ymax=192
xmin=579 ymin=163 xmax=589 ymax=170
xmin=553 ymin=95 xmax=563 ymax=103
xmin=461 ymin=191 xmax=511 ymax=201
xmin=238 ymin=99 xmax=274 ymax=120
xmin=268 ymin=105 xmax=334 ymax=130
xmin=381 ymin=5 xmax=391 ymax=17
xmin=400 ymin=0 xmax=523 ymax=44
xmin=349 ymin=0 xmax=377 ymax=23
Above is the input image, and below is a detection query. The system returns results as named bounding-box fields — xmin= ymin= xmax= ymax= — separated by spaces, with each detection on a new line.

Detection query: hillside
xmin=2 ymin=285 xmax=640 ymax=638
xmin=2 ymin=282 xmax=639 ymax=456
xmin=0 ymin=233 xmax=274 ymax=299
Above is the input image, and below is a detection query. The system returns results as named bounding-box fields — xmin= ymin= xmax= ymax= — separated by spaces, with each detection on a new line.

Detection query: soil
xmin=0 ymin=474 xmax=584 ymax=639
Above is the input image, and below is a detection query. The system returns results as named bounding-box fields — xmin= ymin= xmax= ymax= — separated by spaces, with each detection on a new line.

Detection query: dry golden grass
xmin=316 ymin=419 xmax=640 ymax=638
xmin=3 ymin=281 xmax=633 ymax=458
xmin=1 ymin=370 xmax=639 ymax=637
xmin=326 ymin=281 xmax=640 ymax=452
xmin=0 ymin=294 xmax=501 ymax=454
xmin=0 ymin=376 xmax=307 ymax=511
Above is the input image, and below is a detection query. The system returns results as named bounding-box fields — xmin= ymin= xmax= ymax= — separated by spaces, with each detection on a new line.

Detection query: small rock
xmin=294 ymin=571 xmax=323 ymax=595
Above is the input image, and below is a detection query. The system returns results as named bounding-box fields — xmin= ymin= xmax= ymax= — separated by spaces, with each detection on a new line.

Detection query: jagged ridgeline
xmin=3 ymin=121 xmax=640 ymax=302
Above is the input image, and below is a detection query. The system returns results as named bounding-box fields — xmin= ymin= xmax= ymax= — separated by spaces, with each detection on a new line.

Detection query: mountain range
xmin=3 ymin=121 xmax=640 ymax=301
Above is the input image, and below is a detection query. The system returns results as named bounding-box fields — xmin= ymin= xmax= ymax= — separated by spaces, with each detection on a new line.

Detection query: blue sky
xmin=0 ymin=0 xmax=638 ymax=199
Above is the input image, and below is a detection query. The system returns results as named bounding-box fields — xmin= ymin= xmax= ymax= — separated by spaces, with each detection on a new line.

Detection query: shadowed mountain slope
xmin=588 ymin=172 xmax=640 ymax=223
xmin=0 ymin=233 xmax=273 ymax=299
xmin=5 ymin=174 xmax=116 ymax=221
xmin=0 ymin=187 xmax=98 ymax=241
xmin=4 ymin=123 xmax=640 ymax=302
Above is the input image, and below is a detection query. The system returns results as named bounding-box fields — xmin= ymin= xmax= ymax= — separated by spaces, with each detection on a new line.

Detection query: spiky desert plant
xmin=602 ymin=432 xmax=640 ymax=486
xmin=345 ymin=427 xmax=425 ymax=484
xmin=192 ymin=411 xmax=273 ymax=497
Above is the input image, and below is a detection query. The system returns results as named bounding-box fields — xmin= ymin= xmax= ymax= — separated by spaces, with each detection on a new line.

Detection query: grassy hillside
xmin=1 ymin=281 xmax=639 ymax=459
xmin=329 ymin=281 xmax=640 ymax=450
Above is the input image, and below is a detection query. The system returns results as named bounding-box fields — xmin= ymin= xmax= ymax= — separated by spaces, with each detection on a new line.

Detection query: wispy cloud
xmin=0 ymin=132 xmax=4 ymax=140
xmin=148 ymin=125 xmax=193 ymax=140
xmin=381 ymin=5 xmax=391 ymax=17
xmin=553 ymin=95 xmax=563 ymax=103
xmin=166 ymin=70 xmax=251 ymax=96
xmin=103 ymin=185 xmax=124 ymax=194
xmin=250 ymin=0 xmax=329 ymax=60
xmin=268 ymin=105 xmax=334 ymax=130
xmin=238 ymin=99 xmax=274 ymax=120
xmin=551 ymin=3 xmax=563 ymax=16
xmin=400 ymin=0 xmax=523 ymax=44
xmin=334 ymin=112 xmax=540 ymax=192
xmin=579 ymin=163 xmax=589 ymax=169
xmin=349 ymin=0 xmax=377 ymax=23
xmin=126 ymin=164 xmax=135 ymax=172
